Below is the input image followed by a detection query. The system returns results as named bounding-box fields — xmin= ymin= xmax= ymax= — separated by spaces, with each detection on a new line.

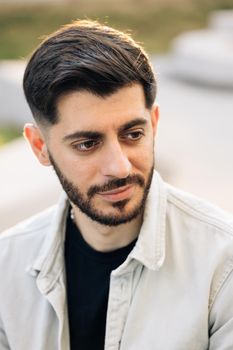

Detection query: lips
xmin=98 ymin=185 xmax=134 ymax=202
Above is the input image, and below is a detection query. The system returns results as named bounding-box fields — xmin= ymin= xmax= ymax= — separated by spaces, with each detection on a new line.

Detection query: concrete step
xmin=169 ymin=10 xmax=233 ymax=88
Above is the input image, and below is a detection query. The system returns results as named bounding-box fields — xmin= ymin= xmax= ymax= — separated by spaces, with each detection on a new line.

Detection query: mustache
xmin=87 ymin=174 xmax=145 ymax=198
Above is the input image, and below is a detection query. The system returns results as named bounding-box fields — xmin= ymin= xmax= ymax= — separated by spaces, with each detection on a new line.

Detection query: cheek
xmin=68 ymin=159 xmax=99 ymax=188
xmin=48 ymin=142 xmax=100 ymax=189
xmin=130 ymin=155 xmax=153 ymax=177
xmin=131 ymin=143 xmax=154 ymax=172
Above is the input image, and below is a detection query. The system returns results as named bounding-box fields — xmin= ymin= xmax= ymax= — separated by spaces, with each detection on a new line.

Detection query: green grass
xmin=0 ymin=0 xmax=232 ymax=59
xmin=0 ymin=127 xmax=22 ymax=147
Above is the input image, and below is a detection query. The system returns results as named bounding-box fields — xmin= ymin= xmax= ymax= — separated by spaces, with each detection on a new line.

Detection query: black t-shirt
xmin=65 ymin=212 xmax=136 ymax=350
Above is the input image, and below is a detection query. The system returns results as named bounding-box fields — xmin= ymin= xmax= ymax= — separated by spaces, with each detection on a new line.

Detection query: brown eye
xmin=125 ymin=130 xmax=144 ymax=141
xmin=73 ymin=140 xmax=99 ymax=152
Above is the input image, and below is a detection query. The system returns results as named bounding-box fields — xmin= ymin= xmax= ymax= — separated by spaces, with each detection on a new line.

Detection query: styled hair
xmin=23 ymin=19 xmax=157 ymax=125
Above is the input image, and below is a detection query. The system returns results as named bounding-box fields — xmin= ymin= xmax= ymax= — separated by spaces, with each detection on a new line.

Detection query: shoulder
xmin=166 ymin=183 xmax=233 ymax=239
xmin=0 ymin=206 xmax=57 ymax=294
xmin=163 ymin=183 xmax=233 ymax=307
xmin=0 ymin=206 xmax=59 ymax=264
xmin=0 ymin=205 xmax=56 ymax=242
xmin=0 ymin=192 xmax=68 ymax=264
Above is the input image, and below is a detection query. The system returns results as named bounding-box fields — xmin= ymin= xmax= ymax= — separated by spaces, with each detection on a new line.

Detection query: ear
xmin=24 ymin=123 xmax=51 ymax=166
xmin=150 ymin=103 xmax=160 ymax=137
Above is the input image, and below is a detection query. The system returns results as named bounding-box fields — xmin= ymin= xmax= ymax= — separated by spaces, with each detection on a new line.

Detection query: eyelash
xmin=72 ymin=130 xmax=145 ymax=153
xmin=72 ymin=140 xmax=100 ymax=152
xmin=123 ymin=130 xmax=144 ymax=141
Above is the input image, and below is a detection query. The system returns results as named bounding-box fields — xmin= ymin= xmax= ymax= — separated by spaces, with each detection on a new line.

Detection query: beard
xmin=49 ymin=153 xmax=154 ymax=226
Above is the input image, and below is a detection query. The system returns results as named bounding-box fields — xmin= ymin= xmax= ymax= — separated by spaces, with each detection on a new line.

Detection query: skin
xmin=24 ymin=84 xmax=159 ymax=252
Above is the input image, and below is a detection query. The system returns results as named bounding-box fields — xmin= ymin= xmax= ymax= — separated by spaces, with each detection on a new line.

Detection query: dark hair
xmin=23 ymin=19 xmax=157 ymax=125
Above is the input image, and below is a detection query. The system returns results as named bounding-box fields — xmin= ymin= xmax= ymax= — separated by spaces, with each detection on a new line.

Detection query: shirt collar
xmin=30 ymin=192 xmax=69 ymax=293
xmin=128 ymin=170 xmax=167 ymax=271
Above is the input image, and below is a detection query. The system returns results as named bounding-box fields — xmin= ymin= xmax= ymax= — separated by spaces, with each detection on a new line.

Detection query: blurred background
xmin=0 ymin=0 xmax=233 ymax=230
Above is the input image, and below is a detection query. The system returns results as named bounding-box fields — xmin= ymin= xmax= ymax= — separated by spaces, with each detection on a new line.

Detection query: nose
xmin=101 ymin=140 xmax=132 ymax=179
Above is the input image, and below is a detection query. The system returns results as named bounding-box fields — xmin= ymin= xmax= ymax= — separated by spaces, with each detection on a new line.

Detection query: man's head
xmin=23 ymin=19 xmax=156 ymax=126
xmin=23 ymin=20 xmax=159 ymax=226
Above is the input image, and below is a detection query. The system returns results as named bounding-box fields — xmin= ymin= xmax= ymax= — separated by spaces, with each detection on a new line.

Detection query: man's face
xmin=33 ymin=84 xmax=159 ymax=226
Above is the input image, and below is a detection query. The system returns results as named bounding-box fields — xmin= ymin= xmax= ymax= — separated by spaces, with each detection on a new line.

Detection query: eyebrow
xmin=118 ymin=118 xmax=147 ymax=133
xmin=63 ymin=117 xmax=148 ymax=142
xmin=63 ymin=131 xmax=103 ymax=142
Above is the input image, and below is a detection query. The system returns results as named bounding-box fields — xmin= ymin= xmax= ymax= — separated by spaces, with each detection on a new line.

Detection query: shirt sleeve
xmin=209 ymin=268 xmax=233 ymax=349
xmin=0 ymin=316 xmax=10 ymax=350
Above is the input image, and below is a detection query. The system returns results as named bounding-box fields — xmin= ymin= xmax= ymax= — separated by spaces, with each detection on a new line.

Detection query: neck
xmin=70 ymin=206 xmax=142 ymax=252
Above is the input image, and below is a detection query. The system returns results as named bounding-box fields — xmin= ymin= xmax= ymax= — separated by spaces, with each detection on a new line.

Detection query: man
xmin=0 ymin=20 xmax=233 ymax=350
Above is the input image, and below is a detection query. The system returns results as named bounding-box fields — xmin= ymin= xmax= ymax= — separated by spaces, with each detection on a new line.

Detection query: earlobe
xmin=151 ymin=103 xmax=160 ymax=136
xmin=24 ymin=123 xmax=51 ymax=166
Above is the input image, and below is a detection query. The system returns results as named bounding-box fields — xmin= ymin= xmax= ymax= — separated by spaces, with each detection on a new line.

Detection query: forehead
xmin=55 ymin=84 xmax=149 ymax=131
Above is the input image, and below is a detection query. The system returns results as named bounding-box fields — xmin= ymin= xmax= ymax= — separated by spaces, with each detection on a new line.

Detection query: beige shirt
xmin=0 ymin=172 xmax=233 ymax=350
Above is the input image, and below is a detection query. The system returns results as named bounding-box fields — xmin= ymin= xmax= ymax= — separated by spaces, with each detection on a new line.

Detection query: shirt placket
xmin=104 ymin=272 xmax=133 ymax=350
